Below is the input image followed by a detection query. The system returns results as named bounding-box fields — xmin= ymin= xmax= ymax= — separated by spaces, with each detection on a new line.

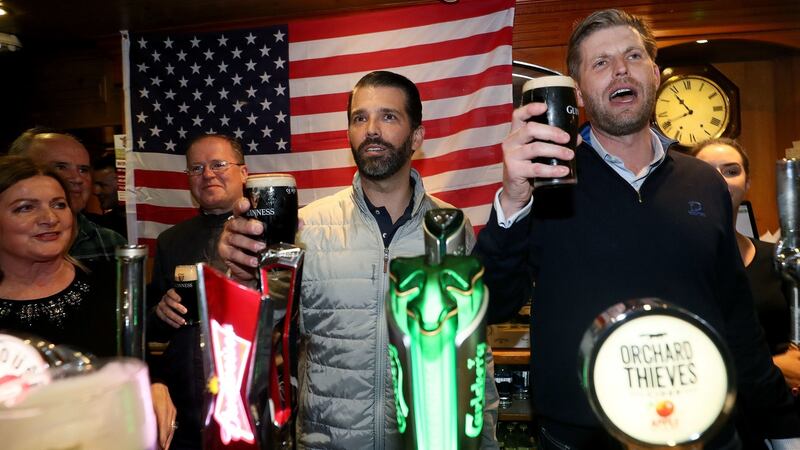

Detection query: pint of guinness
xmin=174 ymin=264 xmax=199 ymax=325
xmin=521 ymin=75 xmax=579 ymax=189
xmin=244 ymin=173 xmax=298 ymax=246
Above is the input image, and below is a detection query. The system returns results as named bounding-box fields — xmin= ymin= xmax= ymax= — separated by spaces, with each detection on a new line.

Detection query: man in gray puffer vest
xmin=218 ymin=71 xmax=500 ymax=449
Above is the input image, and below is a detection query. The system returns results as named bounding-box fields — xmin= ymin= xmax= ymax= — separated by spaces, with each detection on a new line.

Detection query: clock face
xmin=654 ymin=75 xmax=730 ymax=147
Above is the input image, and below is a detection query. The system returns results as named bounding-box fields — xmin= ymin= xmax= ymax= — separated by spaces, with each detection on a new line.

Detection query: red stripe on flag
xmin=430 ymin=182 xmax=501 ymax=209
xmin=423 ymin=105 xmax=511 ymax=140
xmin=134 ymin=169 xmax=189 ymax=190
xmin=136 ymin=203 xmax=199 ymax=225
xmin=289 ymin=28 xmax=512 ymax=79
xmin=290 ymin=130 xmax=347 ymax=153
xmin=289 ymin=0 xmax=514 ymax=43
xmin=292 ymin=166 xmax=357 ymax=190
xmin=290 ymin=65 xmax=511 ymax=117
xmin=414 ymin=144 xmax=502 ymax=179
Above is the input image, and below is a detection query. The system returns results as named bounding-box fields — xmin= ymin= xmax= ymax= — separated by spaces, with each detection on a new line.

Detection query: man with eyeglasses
xmin=148 ymin=133 xmax=248 ymax=450
xmin=9 ymin=127 xmax=127 ymax=266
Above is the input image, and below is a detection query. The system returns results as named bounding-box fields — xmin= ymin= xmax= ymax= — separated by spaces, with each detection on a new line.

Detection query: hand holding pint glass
xmin=173 ymin=265 xmax=199 ymax=326
xmin=244 ymin=173 xmax=299 ymax=246
xmin=521 ymin=75 xmax=580 ymax=189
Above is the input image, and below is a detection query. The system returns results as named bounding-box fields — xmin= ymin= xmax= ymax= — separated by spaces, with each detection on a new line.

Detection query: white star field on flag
xmin=130 ymin=25 xmax=291 ymax=155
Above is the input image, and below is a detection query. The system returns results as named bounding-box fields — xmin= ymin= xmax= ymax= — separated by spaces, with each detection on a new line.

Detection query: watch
xmin=653 ymin=65 xmax=740 ymax=148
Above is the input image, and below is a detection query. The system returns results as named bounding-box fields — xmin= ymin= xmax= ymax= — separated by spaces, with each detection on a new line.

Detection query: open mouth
xmin=358 ymin=139 xmax=391 ymax=155
xmin=364 ymin=145 xmax=387 ymax=153
xmin=609 ymin=87 xmax=637 ymax=103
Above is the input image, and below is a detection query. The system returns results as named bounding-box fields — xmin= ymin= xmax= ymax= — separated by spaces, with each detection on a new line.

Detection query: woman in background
xmin=693 ymin=138 xmax=800 ymax=447
xmin=0 ymin=155 xmax=116 ymax=352
xmin=0 ymin=155 xmax=176 ymax=449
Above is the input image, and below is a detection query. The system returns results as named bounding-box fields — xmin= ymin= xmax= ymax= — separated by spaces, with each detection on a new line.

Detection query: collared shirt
xmin=70 ymin=213 xmax=128 ymax=263
xmin=588 ymin=128 xmax=666 ymax=191
xmin=363 ymin=178 xmax=416 ymax=248
xmin=495 ymin=127 xmax=668 ymax=228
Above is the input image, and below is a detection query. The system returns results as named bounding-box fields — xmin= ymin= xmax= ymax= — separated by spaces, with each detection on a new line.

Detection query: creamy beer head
xmin=521 ymin=75 xmax=580 ymax=189
xmin=521 ymin=75 xmax=576 ymax=92
xmin=246 ymin=173 xmax=297 ymax=189
xmin=245 ymin=173 xmax=298 ymax=246
xmin=174 ymin=264 xmax=198 ymax=282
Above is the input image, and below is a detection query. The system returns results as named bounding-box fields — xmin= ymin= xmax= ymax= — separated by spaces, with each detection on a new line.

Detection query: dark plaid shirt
xmin=70 ymin=213 xmax=127 ymax=264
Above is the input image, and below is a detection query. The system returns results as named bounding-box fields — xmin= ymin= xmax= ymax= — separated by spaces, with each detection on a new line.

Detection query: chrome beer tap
xmin=775 ymin=159 xmax=800 ymax=347
xmin=115 ymin=245 xmax=149 ymax=358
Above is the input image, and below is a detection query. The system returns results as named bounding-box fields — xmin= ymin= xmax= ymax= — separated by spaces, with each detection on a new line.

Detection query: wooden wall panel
xmin=513 ymin=46 xmax=567 ymax=75
xmin=27 ymin=51 xmax=122 ymax=130
xmin=513 ymin=0 xmax=800 ymax=48
xmin=716 ymin=61 xmax=779 ymax=235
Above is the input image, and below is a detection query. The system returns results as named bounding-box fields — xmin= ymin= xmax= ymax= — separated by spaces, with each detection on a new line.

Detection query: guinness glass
xmin=521 ymin=75 xmax=579 ymax=189
xmin=244 ymin=173 xmax=298 ymax=246
xmin=173 ymin=265 xmax=199 ymax=325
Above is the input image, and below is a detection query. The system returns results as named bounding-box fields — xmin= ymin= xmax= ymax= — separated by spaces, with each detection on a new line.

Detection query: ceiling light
xmin=0 ymin=8 xmax=7 ymax=16
xmin=696 ymin=39 xmax=709 ymax=44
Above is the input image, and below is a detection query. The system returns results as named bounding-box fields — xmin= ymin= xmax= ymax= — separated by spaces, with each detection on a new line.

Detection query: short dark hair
xmin=691 ymin=137 xmax=750 ymax=178
xmin=186 ymin=134 xmax=245 ymax=164
xmin=347 ymin=71 xmax=423 ymax=130
xmin=567 ymin=9 xmax=658 ymax=80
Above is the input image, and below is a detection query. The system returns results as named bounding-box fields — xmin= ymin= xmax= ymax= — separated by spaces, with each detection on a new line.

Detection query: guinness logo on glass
xmin=248 ymin=190 xmax=261 ymax=212
xmin=244 ymin=173 xmax=298 ymax=246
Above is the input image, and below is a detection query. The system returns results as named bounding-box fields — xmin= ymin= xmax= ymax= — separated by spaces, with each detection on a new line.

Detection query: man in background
xmin=149 ymin=133 xmax=248 ymax=450
xmin=88 ymin=153 xmax=127 ymax=238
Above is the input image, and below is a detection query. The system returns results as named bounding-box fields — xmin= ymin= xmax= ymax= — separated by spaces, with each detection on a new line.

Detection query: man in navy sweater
xmin=475 ymin=9 xmax=800 ymax=450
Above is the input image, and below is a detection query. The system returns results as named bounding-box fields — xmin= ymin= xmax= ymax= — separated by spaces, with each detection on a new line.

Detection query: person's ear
xmin=412 ymin=125 xmax=425 ymax=151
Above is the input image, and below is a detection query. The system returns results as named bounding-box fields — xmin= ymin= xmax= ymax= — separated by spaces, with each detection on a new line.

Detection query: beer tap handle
xmin=251 ymin=243 xmax=304 ymax=449
xmin=423 ymin=208 xmax=467 ymax=266
xmin=115 ymin=245 xmax=148 ymax=359
xmin=787 ymin=286 xmax=800 ymax=347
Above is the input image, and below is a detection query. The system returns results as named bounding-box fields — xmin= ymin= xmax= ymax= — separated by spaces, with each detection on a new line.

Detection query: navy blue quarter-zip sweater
xmin=475 ymin=126 xmax=800 ymax=442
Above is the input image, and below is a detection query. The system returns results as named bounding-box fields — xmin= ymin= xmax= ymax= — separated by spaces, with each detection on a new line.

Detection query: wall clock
xmin=653 ymin=65 xmax=740 ymax=148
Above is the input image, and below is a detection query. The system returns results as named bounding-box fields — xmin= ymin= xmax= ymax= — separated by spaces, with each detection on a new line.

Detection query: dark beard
xmin=351 ymin=135 xmax=414 ymax=181
xmin=584 ymin=83 xmax=656 ymax=137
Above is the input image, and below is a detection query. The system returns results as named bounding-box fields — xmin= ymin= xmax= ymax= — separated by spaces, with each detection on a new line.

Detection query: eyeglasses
xmin=184 ymin=160 xmax=244 ymax=176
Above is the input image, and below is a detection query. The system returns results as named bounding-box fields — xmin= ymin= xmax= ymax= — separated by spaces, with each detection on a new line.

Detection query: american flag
xmin=124 ymin=0 xmax=514 ymax=248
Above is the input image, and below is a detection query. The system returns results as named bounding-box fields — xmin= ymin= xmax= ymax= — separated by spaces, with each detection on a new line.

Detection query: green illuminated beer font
xmin=386 ymin=209 xmax=489 ymax=450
